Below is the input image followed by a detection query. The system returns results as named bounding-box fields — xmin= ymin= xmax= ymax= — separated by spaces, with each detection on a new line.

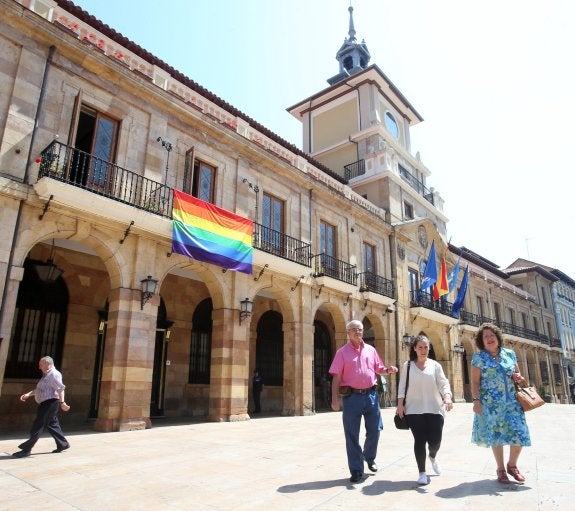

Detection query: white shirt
xmin=397 ymin=359 xmax=451 ymax=416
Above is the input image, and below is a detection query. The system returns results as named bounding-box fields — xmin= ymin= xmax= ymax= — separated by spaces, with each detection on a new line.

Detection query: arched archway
xmin=256 ymin=311 xmax=284 ymax=387
xmin=5 ymin=257 xmax=69 ymax=379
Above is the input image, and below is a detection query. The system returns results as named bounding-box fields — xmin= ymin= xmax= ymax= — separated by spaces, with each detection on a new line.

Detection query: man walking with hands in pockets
xmin=329 ymin=320 xmax=398 ymax=483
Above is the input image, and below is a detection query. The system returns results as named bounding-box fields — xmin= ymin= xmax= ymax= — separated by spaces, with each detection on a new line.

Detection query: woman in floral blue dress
xmin=471 ymin=323 xmax=530 ymax=484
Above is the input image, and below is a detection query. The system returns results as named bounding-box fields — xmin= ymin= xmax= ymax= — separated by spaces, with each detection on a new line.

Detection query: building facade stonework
xmin=0 ymin=0 xmax=569 ymax=432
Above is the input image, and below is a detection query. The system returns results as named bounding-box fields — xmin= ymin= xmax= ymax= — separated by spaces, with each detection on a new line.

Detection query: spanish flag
xmin=432 ymin=255 xmax=449 ymax=300
xmin=172 ymin=190 xmax=253 ymax=274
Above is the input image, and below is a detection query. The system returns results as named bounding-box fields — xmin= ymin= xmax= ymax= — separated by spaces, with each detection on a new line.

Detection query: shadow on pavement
xmin=435 ymin=479 xmax=531 ymax=498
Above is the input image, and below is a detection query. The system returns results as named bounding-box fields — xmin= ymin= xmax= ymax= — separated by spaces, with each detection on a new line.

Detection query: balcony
xmin=398 ymin=166 xmax=435 ymax=205
xmin=458 ymin=311 xmax=553 ymax=346
xmin=36 ymin=141 xmax=312 ymax=268
xmin=409 ymin=290 xmax=454 ymax=316
xmin=358 ymin=271 xmax=394 ymax=299
xmin=499 ymin=321 xmax=550 ymax=345
xmin=459 ymin=311 xmax=497 ymax=327
xmin=252 ymin=223 xmax=311 ymax=267
xmin=311 ymin=253 xmax=357 ymax=286
xmin=344 ymin=159 xmax=365 ymax=181
xmin=39 ymin=140 xmax=173 ymax=216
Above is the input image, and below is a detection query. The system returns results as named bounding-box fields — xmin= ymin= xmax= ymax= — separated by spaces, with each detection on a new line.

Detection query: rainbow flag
xmin=172 ymin=190 xmax=253 ymax=274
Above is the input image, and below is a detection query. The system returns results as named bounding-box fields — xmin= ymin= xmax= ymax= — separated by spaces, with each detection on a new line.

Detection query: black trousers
xmin=407 ymin=413 xmax=444 ymax=473
xmin=19 ymin=398 xmax=68 ymax=452
xmin=253 ymin=390 xmax=262 ymax=413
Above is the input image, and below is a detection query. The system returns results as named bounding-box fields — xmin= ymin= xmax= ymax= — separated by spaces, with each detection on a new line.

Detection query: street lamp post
xmin=157 ymin=136 xmax=173 ymax=184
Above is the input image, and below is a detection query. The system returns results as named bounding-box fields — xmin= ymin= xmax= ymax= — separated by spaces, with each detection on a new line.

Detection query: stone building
xmin=0 ymin=0 xmax=569 ymax=433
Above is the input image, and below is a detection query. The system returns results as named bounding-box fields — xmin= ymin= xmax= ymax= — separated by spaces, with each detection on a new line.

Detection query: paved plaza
xmin=0 ymin=403 xmax=573 ymax=510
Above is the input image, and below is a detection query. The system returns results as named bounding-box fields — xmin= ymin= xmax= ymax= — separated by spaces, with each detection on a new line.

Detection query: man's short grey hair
xmin=40 ymin=356 xmax=54 ymax=366
xmin=346 ymin=320 xmax=363 ymax=330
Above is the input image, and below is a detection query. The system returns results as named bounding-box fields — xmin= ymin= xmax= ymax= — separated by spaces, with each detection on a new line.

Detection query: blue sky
xmin=70 ymin=0 xmax=575 ymax=279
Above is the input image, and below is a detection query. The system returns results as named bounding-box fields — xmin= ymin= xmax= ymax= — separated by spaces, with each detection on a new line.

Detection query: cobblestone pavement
xmin=0 ymin=403 xmax=573 ymax=510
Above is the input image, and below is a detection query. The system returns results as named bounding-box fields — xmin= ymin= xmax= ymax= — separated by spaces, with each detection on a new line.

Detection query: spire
xmin=347 ymin=5 xmax=356 ymax=43
xmin=327 ymin=5 xmax=371 ymax=85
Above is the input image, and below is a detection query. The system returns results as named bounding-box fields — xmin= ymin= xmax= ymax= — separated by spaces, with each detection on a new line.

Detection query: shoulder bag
xmin=394 ymin=361 xmax=410 ymax=430
xmin=515 ymin=379 xmax=545 ymax=411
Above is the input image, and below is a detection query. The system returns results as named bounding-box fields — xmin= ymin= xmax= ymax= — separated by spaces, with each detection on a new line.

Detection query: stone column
xmin=94 ymin=286 xmax=157 ymax=432
xmin=208 ymin=306 xmax=249 ymax=422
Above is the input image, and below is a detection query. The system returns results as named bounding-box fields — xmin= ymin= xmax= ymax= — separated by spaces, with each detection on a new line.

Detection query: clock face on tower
xmin=418 ymin=226 xmax=428 ymax=249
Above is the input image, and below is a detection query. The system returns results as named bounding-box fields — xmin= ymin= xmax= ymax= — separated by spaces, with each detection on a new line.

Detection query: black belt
xmin=351 ymin=385 xmax=377 ymax=394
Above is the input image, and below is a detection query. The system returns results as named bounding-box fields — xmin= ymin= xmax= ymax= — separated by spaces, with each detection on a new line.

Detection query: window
xmin=508 ymin=308 xmax=516 ymax=325
xmin=493 ymin=303 xmax=501 ymax=324
xmin=541 ymin=287 xmax=548 ymax=308
xmin=521 ymin=312 xmax=528 ymax=329
xmin=476 ymin=296 xmax=484 ymax=318
xmin=408 ymin=268 xmax=419 ymax=295
xmin=533 ymin=317 xmax=539 ymax=334
xmin=6 ymin=258 xmax=68 ymax=379
xmin=385 ymin=112 xmax=399 ymax=138
xmin=262 ymin=193 xmax=284 ymax=232
xmin=71 ymin=105 xmax=119 ymax=191
xmin=261 ymin=193 xmax=285 ymax=255
xmin=192 ymin=159 xmax=216 ymax=203
xmin=320 ymin=221 xmax=336 ymax=257
xmin=404 ymin=201 xmax=414 ymax=219
xmin=188 ymin=298 xmax=212 ymax=384
xmin=363 ymin=242 xmax=376 ymax=274
xmin=320 ymin=221 xmax=337 ymax=277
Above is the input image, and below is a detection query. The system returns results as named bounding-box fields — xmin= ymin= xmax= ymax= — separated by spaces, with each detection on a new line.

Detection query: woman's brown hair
xmin=474 ymin=323 xmax=504 ymax=350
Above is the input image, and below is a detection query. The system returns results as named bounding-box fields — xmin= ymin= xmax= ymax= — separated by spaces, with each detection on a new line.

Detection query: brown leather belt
xmin=351 ymin=386 xmax=377 ymax=394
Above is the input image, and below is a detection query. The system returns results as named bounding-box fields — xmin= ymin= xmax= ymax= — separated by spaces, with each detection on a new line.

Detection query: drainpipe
xmin=24 ymin=45 xmax=56 ymax=184
xmin=0 ymin=46 xmax=55 ymax=375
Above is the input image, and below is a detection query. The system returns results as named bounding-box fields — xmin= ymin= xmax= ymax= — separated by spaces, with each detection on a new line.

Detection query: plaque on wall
xmin=397 ymin=243 xmax=405 ymax=260
xmin=417 ymin=225 xmax=428 ymax=249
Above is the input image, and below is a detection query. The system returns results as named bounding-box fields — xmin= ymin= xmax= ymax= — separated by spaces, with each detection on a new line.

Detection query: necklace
xmin=489 ymin=349 xmax=501 ymax=363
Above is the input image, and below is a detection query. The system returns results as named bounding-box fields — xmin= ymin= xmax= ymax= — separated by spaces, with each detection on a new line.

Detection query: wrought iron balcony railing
xmin=39 ymin=140 xmax=173 ymax=216
xmin=409 ymin=290 xmax=454 ymax=316
xmin=311 ymin=253 xmax=357 ymax=286
xmin=358 ymin=271 xmax=394 ymax=299
xmin=398 ymin=165 xmax=435 ymax=205
xmin=458 ymin=311 xmax=552 ymax=346
xmin=499 ymin=321 xmax=550 ymax=345
xmin=38 ymin=141 xmax=314 ymax=268
xmin=344 ymin=159 xmax=365 ymax=181
xmin=253 ymin=223 xmax=311 ymax=267
xmin=459 ymin=311 xmax=497 ymax=327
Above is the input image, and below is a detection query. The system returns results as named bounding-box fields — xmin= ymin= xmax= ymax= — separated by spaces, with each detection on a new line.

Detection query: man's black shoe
xmin=368 ymin=462 xmax=378 ymax=472
xmin=12 ymin=450 xmax=30 ymax=458
xmin=349 ymin=470 xmax=363 ymax=483
xmin=52 ymin=444 xmax=70 ymax=453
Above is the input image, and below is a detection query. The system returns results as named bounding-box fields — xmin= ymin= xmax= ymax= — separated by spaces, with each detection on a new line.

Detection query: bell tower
xmin=327 ymin=6 xmax=371 ymax=85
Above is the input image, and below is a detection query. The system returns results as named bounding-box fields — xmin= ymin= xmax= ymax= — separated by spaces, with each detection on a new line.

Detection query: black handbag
xmin=394 ymin=361 xmax=410 ymax=430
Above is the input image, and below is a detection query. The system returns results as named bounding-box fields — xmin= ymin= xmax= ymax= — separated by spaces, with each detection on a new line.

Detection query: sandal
xmin=506 ymin=464 xmax=525 ymax=482
xmin=497 ymin=469 xmax=510 ymax=484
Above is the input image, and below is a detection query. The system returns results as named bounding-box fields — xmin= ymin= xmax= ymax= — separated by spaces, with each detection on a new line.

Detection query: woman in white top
xmin=396 ymin=334 xmax=453 ymax=485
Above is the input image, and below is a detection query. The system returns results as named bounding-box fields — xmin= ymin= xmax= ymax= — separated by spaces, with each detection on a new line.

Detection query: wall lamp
xmin=403 ymin=334 xmax=414 ymax=346
xmin=453 ymin=344 xmax=465 ymax=354
xmin=34 ymin=239 xmax=63 ymax=283
xmin=239 ymin=297 xmax=254 ymax=324
xmin=97 ymin=309 xmax=108 ymax=333
xmin=141 ymin=275 xmax=158 ymax=309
